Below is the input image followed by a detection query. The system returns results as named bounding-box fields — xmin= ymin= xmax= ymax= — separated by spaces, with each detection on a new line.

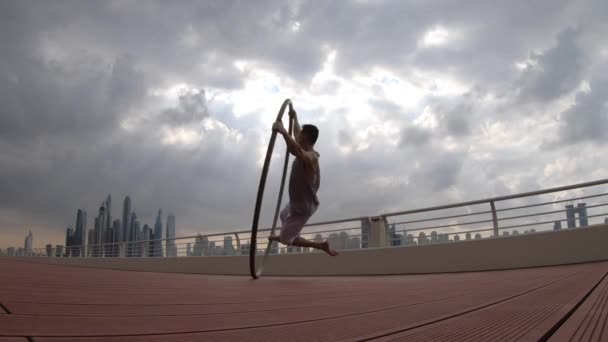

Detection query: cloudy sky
xmin=1 ymin=0 xmax=608 ymax=248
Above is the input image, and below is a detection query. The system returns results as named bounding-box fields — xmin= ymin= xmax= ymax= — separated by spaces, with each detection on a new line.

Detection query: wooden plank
xmin=549 ymin=273 xmax=608 ymax=341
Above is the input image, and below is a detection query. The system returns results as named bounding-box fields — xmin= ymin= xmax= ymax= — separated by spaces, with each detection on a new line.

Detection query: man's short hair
xmin=301 ymin=124 xmax=319 ymax=144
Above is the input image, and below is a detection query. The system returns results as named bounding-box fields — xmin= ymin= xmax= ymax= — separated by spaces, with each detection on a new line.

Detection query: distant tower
xmin=361 ymin=218 xmax=370 ymax=248
xmin=166 ymin=214 xmax=176 ymax=257
xmin=154 ymin=209 xmax=163 ymax=257
xmin=418 ymin=232 xmax=427 ymax=244
xmin=24 ymin=231 xmax=33 ymax=255
xmin=65 ymin=226 xmax=74 ymax=256
xmin=127 ymin=212 xmax=137 ymax=256
xmin=75 ymin=209 xmax=85 ymax=248
xmin=553 ymin=221 xmax=562 ymax=230
xmin=105 ymin=194 xmax=112 ymax=239
xmin=122 ymin=196 xmax=131 ymax=243
xmin=565 ymin=204 xmax=576 ymax=228
xmin=96 ymin=206 xmax=105 ymax=247
xmin=577 ymin=203 xmax=588 ymax=227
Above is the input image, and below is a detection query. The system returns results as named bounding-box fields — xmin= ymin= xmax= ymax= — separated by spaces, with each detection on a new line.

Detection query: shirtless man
xmin=268 ymin=109 xmax=339 ymax=257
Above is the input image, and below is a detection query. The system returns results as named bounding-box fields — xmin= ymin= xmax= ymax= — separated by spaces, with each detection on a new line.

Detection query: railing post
xmin=234 ymin=233 xmax=241 ymax=252
xmin=490 ymin=201 xmax=499 ymax=237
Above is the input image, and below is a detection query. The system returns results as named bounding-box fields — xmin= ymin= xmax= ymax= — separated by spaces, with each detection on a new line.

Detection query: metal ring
xmin=249 ymin=99 xmax=294 ymax=279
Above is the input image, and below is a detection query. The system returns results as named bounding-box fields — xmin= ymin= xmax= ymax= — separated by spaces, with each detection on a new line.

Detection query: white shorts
xmin=278 ymin=203 xmax=316 ymax=245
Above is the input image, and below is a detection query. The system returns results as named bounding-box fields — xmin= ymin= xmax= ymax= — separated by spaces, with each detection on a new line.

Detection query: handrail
xmin=382 ymin=179 xmax=608 ymax=217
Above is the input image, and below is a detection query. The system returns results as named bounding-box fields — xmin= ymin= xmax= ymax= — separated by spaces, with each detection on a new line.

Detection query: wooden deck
xmin=0 ymin=259 xmax=607 ymax=341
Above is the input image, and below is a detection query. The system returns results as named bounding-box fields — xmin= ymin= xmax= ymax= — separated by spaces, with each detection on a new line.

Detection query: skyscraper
xmin=122 ymin=196 xmax=131 ymax=243
xmin=24 ymin=231 xmax=33 ymax=255
xmin=74 ymin=209 xmax=85 ymax=247
xmin=565 ymin=204 xmax=576 ymax=228
xmin=153 ymin=209 xmax=163 ymax=257
xmin=166 ymin=213 xmax=176 ymax=257
xmin=553 ymin=221 xmax=562 ymax=230
xmin=96 ymin=206 xmax=106 ymax=255
xmin=224 ymin=236 xmax=234 ymax=255
xmin=361 ymin=218 xmax=370 ymax=248
xmin=142 ymin=224 xmax=152 ymax=257
xmin=112 ymin=219 xmax=121 ymax=257
xmin=128 ymin=212 xmax=137 ymax=256
xmin=65 ymin=226 xmax=74 ymax=256
xmin=577 ymin=203 xmax=589 ymax=227
xmin=105 ymin=194 xmax=112 ymax=240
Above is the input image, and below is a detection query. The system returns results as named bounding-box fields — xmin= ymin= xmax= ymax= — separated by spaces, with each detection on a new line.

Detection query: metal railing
xmin=5 ymin=179 xmax=608 ymax=258
xmin=382 ymin=179 xmax=608 ymax=246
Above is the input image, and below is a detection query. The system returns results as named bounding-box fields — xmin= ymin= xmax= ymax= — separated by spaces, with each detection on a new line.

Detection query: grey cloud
xmin=338 ymin=130 xmax=352 ymax=145
xmin=400 ymin=126 xmax=433 ymax=147
xmin=159 ymin=89 xmax=209 ymax=126
xmin=425 ymin=94 xmax=476 ymax=138
xmin=559 ymin=73 xmax=608 ymax=144
xmin=516 ymin=28 xmax=586 ymax=103
xmin=410 ymin=150 xmax=468 ymax=192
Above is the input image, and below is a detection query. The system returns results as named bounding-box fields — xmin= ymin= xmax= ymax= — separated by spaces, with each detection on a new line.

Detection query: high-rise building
xmin=223 ymin=236 xmax=234 ymax=255
xmin=105 ymin=194 xmax=112 ymax=235
xmin=127 ymin=212 xmax=138 ymax=256
xmin=418 ymin=232 xmax=427 ymax=244
xmin=553 ymin=221 xmax=562 ymax=230
xmin=565 ymin=204 xmax=576 ymax=228
xmin=96 ymin=206 xmax=106 ymax=246
xmin=46 ymin=244 xmax=53 ymax=257
xmin=74 ymin=209 xmax=85 ymax=247
xmin=153 ymin=209 xmax=163 ymax=257
xmin=166 ymin=213 xmax=176 ymax=257
xmin=122 ymin=196 xmax=131 ymax=243
xmin=193 ymin=234 xmax=209 ymax=256
xmin=577 ymin=203 xmax=589 ymax=227
xmin=24 ymin=231 xmax=33 ymax=255
xmin=186 ymin=243 xmax=192 ymax=256
xmin=65 ymin=226 xmax=74 ymax=256
xmin=361 ymin=218 xmax=370 ymax=248
xmin=431 ymin=231 xmax=438 ymax=243
xmin=133 ymin=220 xmax=141 ymax=256
xmin=388 ymin=224 xmax=399 ymax=246
xmin=142 ymin=224 xmax=152 ymax=257
xmin=87 ymin=228 xmax=94 ymax=256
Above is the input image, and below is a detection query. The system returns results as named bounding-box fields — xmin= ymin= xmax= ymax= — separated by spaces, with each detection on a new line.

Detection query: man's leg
xmin=268 ymin=204 xmax=291 ymax=243
xmin=292 ymin=236 xmax=339 ymax=256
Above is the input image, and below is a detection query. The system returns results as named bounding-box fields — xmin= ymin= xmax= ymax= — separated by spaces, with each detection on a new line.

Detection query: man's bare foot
xmin=321 ymin=241 xmax=339 ymax=256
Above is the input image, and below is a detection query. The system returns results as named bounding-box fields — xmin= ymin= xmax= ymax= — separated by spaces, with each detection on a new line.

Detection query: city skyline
xmin=3 ymin=193 xmax=178 ymax=254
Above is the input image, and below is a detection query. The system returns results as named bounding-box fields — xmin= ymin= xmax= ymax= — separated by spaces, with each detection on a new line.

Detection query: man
xmin=268 ymin=109 xmax=339 ymax=256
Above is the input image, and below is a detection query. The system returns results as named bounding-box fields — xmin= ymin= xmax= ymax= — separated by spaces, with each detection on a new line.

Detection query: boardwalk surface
xmin=0 ymin=259 xmax=607 ymax=341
